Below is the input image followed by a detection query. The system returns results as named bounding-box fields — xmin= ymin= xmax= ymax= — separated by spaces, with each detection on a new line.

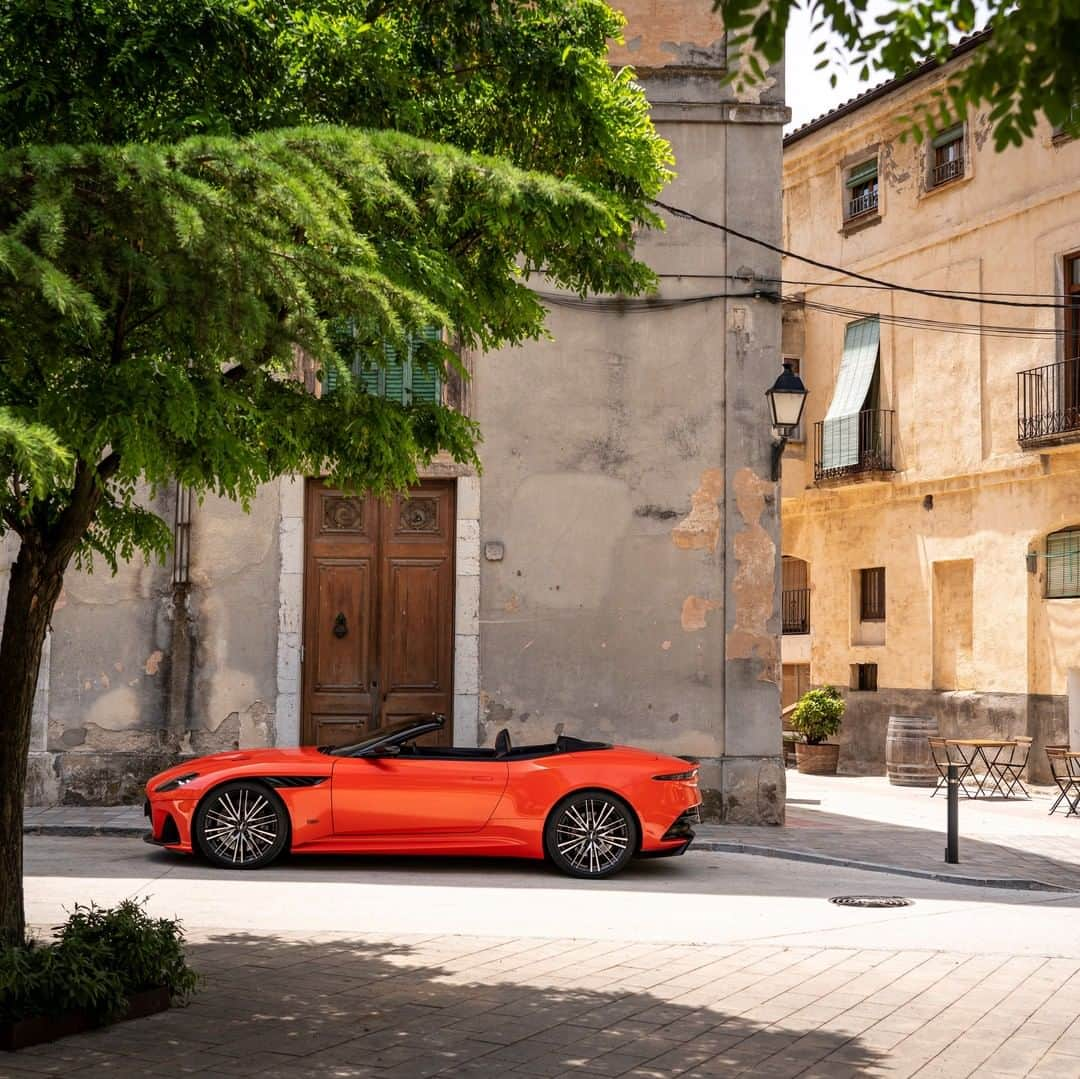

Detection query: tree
xmin=715 ymin=0 xmax=1080 ymax=149
xmin=0 ymin=0 xmax=673 ymax=944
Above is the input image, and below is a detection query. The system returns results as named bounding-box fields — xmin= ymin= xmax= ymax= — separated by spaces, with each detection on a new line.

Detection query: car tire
xmin=194 ymin=781 xmax=289 ymax=870
xmin=544 ymin=790 xmax=638 ymax=879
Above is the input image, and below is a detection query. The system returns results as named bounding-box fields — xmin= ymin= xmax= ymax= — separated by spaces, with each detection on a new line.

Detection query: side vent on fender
xmin=260 ymin=776 xmax=330 ymax=788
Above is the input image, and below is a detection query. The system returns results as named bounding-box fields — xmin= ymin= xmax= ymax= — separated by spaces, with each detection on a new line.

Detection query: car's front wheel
xmin=194 ymin=781 xmax=289 ymax=869
xmin=544 ymin=790 xmax=638 ymax=879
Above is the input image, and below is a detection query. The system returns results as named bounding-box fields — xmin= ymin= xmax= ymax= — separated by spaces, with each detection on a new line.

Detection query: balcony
xmin=782 ymin=588 xmax=810 ymax=635
xmin=846 ymin=189 xmax=878 ymax=219
xmin=1018 ymin=357 xmax=1080 ymax=446
xmin=814 ymin=409 xmax=895 ymax=482
xmin=931 ymin=154 xmax=964 ymax=186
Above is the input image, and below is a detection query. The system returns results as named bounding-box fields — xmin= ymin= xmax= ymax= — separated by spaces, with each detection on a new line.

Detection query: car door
xmin=330 ymin=756 xmax=509 ymax=835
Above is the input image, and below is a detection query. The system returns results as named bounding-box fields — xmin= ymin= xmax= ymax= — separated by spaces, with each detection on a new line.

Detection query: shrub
xmin=0 ymin=900 xmax=199 ymax=1023
xmin=789 ymin=686 xmax=845 ymax=746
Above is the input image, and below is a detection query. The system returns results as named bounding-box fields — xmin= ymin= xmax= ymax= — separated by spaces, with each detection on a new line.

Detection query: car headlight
xmin=155 ymin=772 xmax=199 ymax=793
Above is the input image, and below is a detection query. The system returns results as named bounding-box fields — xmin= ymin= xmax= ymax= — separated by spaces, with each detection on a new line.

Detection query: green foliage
xmin=0 ymin=124 xmax=658 ymax=565
xmin=789 ymin=685 xmax=845 ymax=746
xmin=0 ymin=0 xmax=671 ymax=569
xmin=0 ymin=900 xmax=199 ymax=1023
xmin=715 ymin=1 xmax=1080 ymax=150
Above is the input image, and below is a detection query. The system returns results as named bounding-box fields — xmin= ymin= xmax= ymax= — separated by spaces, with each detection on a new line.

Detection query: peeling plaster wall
xmin=21 ymin=483 xmax=281 ymax=805
xmin=782 ymin=59 xmax=1080 ymax=779
xmin=476 ymin=10 xmax=788 ymax=823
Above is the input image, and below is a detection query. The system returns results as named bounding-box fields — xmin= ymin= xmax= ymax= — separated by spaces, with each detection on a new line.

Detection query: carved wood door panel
xmin=302 ymin=480 xmax=455 ymax=748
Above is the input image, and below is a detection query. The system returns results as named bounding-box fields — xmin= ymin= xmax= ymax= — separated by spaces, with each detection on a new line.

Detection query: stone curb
xmin=24 ymin=824 xmax=145 ymax=838
xmin=694 ymin=839 xmax=1078 ymax=893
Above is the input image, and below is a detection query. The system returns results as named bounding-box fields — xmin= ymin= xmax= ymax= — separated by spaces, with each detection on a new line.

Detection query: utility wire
xmin=652 ymin=199 xmax=1073 ymax=311
xmin=530 ymin=290 xmax=772 ymax=311
xmin=792 ymin=296 xmax=1066 ymax=340
xmin=656 ymin=272 xmax=1070 ymax=300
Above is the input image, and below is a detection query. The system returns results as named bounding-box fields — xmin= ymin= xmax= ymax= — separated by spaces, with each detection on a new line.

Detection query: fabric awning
xmin=821 ymin=318 xmax=880 ymax=470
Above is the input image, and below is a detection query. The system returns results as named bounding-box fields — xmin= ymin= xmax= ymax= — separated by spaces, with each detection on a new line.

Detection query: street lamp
xmin=765 ymin=362 xmax=808 ymax=482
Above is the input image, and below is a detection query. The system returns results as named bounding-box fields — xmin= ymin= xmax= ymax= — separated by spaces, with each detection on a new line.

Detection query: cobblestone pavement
xmin=6 ymin=931 xmax=1080 ymax=1078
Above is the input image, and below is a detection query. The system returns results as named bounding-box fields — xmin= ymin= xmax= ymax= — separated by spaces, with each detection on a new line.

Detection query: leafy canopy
xmin=790 ymin=686 xmax=845 ymax=745
xmin=0 ymin=1 xmax=673 ymax=565
xmin=715 ymin=0 xmax=1080 ymax=150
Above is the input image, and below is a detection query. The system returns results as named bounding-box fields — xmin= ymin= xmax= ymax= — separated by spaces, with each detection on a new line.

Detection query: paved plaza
xmin=10 ymin=773 xmax=1080 ymax=1077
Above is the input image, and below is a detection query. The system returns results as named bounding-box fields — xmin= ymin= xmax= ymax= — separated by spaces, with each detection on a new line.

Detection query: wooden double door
xmin=301 ymin=479 xmax=455 ymax=747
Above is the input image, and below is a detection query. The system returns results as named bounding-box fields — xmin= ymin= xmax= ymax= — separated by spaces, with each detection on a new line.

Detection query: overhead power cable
xmin=530 ymin=290 xmax=774 ymax=311
xmin=656 ymin=272 xmax=1070 ymax=301
xmin=652 ymin=199 xmax=1073 ymax=311
xmin=792 ymin=296 xmax=1066 ymax=341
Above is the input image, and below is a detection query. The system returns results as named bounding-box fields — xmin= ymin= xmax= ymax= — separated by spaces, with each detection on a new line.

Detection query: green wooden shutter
xmin=382 ymin=341 xmax=405 ymax=403
xmin=408 ymin=325 xmax=442 ymax=404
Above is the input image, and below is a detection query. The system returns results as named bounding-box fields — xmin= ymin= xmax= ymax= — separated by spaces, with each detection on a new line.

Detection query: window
xmin=930 ymin=125 xmax=964 ymax=187
xmin=1067 ymin=253 xmax=1080 ymax=364
xmin=1047 ymin=528 xmax=1080 ymax=599
xmin=851 ymin=663 xmax=878 ymax=692
xmin=845 ymin=159 xmax=878 ymax=220
xmin=326 ymin=324 xmax=443 ymax=404
xmin=859 ymin=567 xmax=886 ymax=622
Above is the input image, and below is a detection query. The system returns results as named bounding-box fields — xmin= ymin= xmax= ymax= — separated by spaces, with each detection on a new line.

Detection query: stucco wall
xmin=20 ymin=484 xmax=282 ymax=804
xmin=476 ymin=33 xmax=789 ymax=822
xmin=781 ymin=55 xmax=1080 ymax=776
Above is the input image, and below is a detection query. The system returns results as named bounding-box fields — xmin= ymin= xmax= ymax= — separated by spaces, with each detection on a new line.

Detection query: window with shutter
xmin=325 ymin=322 xmax=443 ymax=404
xmin=1046 ymin=528 xmax=1080 ymax=598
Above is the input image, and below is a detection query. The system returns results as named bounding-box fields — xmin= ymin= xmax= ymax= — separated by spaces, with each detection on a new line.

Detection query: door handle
xmin=470 ymin=776 xmax=495 ymax=783
xmin=333 ymin=612 xmax=348 ymax=639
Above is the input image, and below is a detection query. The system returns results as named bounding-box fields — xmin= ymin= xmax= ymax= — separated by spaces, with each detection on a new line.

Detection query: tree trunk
xmin=0 ymin=533 xmax=67 ymax=946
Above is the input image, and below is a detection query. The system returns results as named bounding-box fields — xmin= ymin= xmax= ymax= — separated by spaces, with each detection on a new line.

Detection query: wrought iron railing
xmin=932 ymin=155 xmax=964 ymax=186
xmin=814 ymin=409 xmax=895 ymax=482
xmin=782 ymin=588 xmax=810 ymax=635
xmin=1017 ymin=357 xmax=1080 ymax=444
xmin=847 ymin=189 xmax=878 ymax=219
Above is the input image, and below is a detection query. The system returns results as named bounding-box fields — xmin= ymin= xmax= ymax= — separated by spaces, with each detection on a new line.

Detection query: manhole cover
xmin=830 ymin=895 xmax=913 ymax=908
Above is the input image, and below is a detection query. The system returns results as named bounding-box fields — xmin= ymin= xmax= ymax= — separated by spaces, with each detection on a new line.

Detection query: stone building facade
xmin=14 ymin=2 xmax=790 ymax=821
xmin=780 ymin=31 xmax=1080 ymax=781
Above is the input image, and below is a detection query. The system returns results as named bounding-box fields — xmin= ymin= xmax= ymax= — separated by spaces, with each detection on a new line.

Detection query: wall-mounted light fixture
xmin=765 ymin=362 xmax=808 ymax=481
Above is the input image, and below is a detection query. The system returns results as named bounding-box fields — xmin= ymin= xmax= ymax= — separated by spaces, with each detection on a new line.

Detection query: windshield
xmin=320 ymin=716 xmax=439 ymax=757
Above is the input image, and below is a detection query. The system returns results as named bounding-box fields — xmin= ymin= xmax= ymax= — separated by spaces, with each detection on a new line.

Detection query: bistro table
xmin=944 ymin=738 xmax=1031 ymax=799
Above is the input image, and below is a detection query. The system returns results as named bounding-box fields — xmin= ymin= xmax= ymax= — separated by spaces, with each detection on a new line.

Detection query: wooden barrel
xmin=886 ymin=715 xmax=939 ymax=787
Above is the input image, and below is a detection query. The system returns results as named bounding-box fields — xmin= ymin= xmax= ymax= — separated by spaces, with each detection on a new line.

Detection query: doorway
xmin=301 ymin=479 xmax=456 ymax=747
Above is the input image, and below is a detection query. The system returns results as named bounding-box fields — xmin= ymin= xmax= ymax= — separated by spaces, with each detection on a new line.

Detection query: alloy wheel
xmin=195 ymin=782 xmax=288 ymax=869
xmin=547 ymin=793 xmax=636 ymax=878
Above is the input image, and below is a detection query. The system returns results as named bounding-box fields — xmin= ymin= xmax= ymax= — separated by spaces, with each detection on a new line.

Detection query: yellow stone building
xmin=779 ymin=31 xmax=1080 ymax=781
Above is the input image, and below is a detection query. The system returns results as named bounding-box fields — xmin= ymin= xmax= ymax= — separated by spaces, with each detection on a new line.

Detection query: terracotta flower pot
xmin=795 ymin=741 xmax=840 ymax=775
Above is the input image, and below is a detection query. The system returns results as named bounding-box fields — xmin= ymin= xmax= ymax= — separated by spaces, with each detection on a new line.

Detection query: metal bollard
xmin=945 ymin=762 xmax=959 ymax=864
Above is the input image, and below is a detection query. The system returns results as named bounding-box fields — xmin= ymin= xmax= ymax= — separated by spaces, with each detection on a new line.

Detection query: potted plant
xmin=1 ymin=900 xmax=200 ymax=1051
xmin=789 ymin=685 xmax=845 ymax=775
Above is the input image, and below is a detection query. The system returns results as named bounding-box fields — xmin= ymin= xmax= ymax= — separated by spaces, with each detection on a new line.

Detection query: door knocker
xmin=333 ymin=612 xmax=348 ymax=639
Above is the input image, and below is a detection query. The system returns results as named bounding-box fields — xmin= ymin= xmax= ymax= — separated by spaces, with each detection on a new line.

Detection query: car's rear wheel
xmin=544 ymin=790 xmax=638 ymax=879
xmin=194 ymin=781 xmax=289 ymax=869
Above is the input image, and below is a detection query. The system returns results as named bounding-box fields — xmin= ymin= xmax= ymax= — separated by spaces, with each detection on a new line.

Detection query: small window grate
xmin=860 ymin=567 xmax=886 ymax=621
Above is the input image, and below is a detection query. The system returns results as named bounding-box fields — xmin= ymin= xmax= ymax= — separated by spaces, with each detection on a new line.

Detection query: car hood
xmin=147 ymin=747 xmax=329 ymax=791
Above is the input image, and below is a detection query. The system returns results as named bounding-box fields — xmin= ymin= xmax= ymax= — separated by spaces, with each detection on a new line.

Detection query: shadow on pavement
xmin=11 ymin=932 xmax=888 ymax=1077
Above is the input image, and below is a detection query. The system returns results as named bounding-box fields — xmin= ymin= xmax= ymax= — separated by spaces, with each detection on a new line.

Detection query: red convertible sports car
xmin=144 ymin=714 xmax=701 ymax=879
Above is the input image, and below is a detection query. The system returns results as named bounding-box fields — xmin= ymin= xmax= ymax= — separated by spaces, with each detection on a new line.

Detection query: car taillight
xmin=653 ymin=770 xmax=698 ymax=783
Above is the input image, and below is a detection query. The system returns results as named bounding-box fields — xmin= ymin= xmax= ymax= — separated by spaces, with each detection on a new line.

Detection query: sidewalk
xmin=23 ymin=771 xmax=1080 ymax=892
xmin=696 ymin=773 xmax=1080 ymax=893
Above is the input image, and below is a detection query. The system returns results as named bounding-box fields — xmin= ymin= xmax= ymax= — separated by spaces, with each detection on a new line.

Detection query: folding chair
xmin=928 ymin=737 xmax=953 ymax=797
xmin=993 ymin=736 xmax=1032 ymax=799
xmin=1046 ymin=747 xmax=1080 ymax=817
